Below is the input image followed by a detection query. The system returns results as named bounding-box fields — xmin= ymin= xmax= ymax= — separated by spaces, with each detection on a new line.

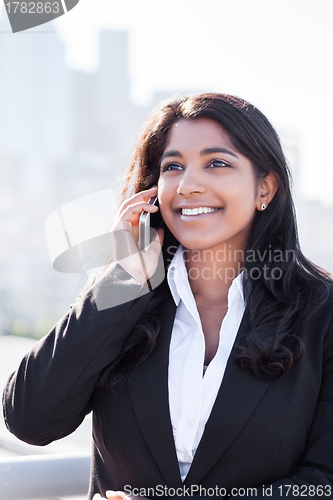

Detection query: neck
xmin=184 ymin=244 xmax=244 ymax=304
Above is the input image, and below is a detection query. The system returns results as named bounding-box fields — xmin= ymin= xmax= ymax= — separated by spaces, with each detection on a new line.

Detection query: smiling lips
xmin=178 ymin=207 xmax=222 ymax=216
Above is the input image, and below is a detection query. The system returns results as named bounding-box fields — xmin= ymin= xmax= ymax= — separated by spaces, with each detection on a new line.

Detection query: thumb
xmin=141 ymin=227 xmax=165 ymax=282
xmin=150 ymin=227 xmax=164 ymax=250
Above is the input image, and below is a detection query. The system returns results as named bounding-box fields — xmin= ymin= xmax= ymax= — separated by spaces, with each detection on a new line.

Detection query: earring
xmin=260 ymin=203 xmax=266 ymax=210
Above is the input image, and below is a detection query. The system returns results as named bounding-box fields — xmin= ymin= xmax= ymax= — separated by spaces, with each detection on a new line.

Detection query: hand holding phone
xmin=110 ymin=187 xmax=164 ymax=286
xmin=139 ymin=195 xmax=158 ymax=251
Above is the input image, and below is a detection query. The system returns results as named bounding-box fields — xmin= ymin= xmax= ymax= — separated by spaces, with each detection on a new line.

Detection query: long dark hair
xmin=99 ymin=93 xmax=332 ymax=391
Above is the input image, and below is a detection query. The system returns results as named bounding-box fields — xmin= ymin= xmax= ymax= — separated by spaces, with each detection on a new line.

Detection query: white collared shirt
xmin=167 ymin=245 xmax=245 ymax=482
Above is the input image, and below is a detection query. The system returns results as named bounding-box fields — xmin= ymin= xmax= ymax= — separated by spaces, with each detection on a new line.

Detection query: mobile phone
xmin=139 ymin=196 xmax=159 ymax=251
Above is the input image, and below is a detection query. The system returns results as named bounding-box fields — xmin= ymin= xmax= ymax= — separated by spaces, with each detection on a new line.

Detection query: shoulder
xmin=310 ymin=282 xmax=333 ymax=380
xmin=303 ymin=281 xmax=333 ymax=361
xmin=299 ymin=277 xmax=333 ymax=320
xmin=319 ymin=283 xmax=333 ymax=349
xmin=312 ymin=280 xmax=333 ymax=326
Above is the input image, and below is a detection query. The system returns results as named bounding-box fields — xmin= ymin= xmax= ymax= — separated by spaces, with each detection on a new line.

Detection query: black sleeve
xmin=2 ymin=263 xmax=153 ymax=446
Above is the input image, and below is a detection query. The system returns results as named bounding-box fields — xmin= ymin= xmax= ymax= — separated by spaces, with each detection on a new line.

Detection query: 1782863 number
xmin=5 ymin=2 xmax=60 ymax=14
xmin=278 ymin=484 xmax=331 ymax=496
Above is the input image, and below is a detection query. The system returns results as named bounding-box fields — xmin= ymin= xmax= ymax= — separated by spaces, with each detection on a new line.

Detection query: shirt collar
xmin=167 ymin=245 xmax=244 ymax=307
xmin=167 ymin=245 xmax=186 ymax=306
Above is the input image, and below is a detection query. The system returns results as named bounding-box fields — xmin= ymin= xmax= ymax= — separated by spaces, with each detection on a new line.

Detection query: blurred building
xmin=0 ymin=19 xmax=72 ymax=160
xmin=0 ymin=20 xmax=148 ymax=335
xmin=72 ymin=30 xmax=148 ymax=198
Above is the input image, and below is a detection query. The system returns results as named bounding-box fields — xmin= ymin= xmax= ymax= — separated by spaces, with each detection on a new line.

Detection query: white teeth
xmin=181 ymin=207 xmax=219 ymax=216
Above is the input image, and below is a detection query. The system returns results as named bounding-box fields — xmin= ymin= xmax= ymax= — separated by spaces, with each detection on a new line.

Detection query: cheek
xmin=157 ymin=177 xmax=163 ymax=196
xmin=157 ymin=178 xmax=173 ymax=209
xmin=225 ymin=180 xmax=258 ymax=222
xmin=157 ymin=182 xmax=172 ymax=224
xmin=157 ymin=178 xmax=165 ymax=208
xmin=230 ymin=175 xmax=258 ymax=204
xmin=230 ymin=197 xmax=257 ymax=233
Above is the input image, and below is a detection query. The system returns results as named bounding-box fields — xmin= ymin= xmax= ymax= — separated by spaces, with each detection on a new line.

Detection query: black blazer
xmin=3 ymin=264 xmax=333 ymax=499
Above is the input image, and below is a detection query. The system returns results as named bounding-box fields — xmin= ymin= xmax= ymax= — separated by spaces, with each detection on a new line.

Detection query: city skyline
xmin=2 ymin=0 xmax=332 ymax=204
xmin=0 ymin=14 xmax=332 ymax=337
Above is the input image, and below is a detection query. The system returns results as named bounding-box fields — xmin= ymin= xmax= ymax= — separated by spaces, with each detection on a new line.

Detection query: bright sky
xmin=2 ymin=0 xmax=333 ymax=204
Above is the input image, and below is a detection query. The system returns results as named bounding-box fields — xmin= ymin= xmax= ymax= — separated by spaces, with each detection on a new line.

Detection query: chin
xmin=176 ymin=238 xmax=217 ymax=251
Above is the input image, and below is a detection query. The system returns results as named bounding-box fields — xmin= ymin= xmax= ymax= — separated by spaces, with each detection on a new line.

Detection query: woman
xmin=3 ymin=94 xmax=333 ymax=499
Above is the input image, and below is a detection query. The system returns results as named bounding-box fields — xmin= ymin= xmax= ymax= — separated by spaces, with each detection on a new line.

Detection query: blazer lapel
xmin=185 ymin=310 xmax=272 ymax=485
xmin=128 ymin=292 xmax=183 ymax=488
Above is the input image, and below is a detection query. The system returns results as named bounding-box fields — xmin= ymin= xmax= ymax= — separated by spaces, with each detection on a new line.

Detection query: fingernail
xmin=106 ymin=493 xmax=130 ymax=500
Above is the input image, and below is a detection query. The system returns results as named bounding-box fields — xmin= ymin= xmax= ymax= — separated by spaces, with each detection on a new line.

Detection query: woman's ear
xmin=256 ymin=172 xmax=279 ymax=211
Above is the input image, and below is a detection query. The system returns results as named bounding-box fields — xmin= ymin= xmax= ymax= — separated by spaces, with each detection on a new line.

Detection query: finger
xmin=120 ymin=186 xmax=157 ymax=212
xmin=142 ymin=228 xmax=164 ymax=271
xmin=93 ymin=494 xmax=103 ymax=500
xmin=119 ymin=202 xmax=158 ymax=227
xmin=125 ymin=201 xmax=158 ymax=216
xmin=105 ymin=491 xmax=131 ymax=500
xmin=112 ymin=202 xmax=158 ymax=233
xmin=157 ymin=227 xmax=164 ymax=243
xmin=148 ymin=227 xmax=164 ymax=251
xmin=119 ymin=220 xmax=132 ymax=230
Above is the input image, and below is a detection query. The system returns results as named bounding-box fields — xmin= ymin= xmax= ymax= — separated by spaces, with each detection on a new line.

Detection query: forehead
xmin=164 ymin=118 xmax=236 ymax=152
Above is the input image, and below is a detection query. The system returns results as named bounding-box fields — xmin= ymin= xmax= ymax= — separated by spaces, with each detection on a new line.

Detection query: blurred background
xmin=0 ymin=0 xmax=332 ymax=495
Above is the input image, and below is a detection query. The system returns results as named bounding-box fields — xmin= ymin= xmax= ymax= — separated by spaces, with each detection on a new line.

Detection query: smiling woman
xmin=3 ymin=93 xmax=333 ymax=500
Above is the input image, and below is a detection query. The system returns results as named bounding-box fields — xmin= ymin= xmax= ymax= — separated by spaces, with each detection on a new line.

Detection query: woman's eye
xmin=209 ymin=159 xmax=231 ymax=169
xmin=161 ymin=163 xmax=183 ymax=172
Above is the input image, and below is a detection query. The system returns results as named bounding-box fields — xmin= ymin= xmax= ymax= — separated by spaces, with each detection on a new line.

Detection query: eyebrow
xmin=201 ymin=147 xmax=239 ymax=158
xmin=160 ymin=147 xmax=239 ymax=160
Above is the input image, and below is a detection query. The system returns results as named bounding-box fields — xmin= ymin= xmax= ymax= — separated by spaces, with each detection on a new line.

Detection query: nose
xmin=176 ymin=168 xmax=206 ymax=196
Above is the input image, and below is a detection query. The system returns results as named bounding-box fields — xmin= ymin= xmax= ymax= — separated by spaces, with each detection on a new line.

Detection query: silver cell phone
xmin=139 ymin=196 xmax=158 ymax=251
